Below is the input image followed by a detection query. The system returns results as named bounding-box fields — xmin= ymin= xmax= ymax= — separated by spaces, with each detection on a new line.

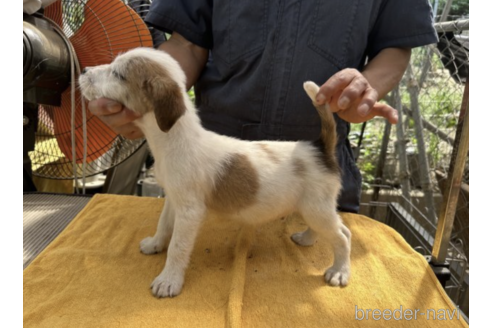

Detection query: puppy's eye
xmin=112 ymin=70 xmax=126 ymax=81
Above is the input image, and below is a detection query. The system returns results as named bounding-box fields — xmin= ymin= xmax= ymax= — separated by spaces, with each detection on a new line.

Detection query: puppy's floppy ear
xmin=143 ymin=76 xmax=186 ymax=132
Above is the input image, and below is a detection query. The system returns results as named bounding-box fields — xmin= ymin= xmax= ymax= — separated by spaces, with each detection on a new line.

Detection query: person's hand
xmin=316 ymin=68 xmax=398 ymax=124
xmin=88 ymin=98 xmax=144 ymax=139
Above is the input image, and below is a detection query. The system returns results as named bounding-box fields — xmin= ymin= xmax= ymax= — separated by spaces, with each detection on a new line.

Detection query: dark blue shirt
xmin=145 ymin=0 xmax=438 ymax=213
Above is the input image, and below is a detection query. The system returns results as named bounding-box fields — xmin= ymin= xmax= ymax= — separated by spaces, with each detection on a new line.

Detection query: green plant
xmin=187 ymin=88 xmax=195 ymax=102
xmin=355 ymin=46 xmax=465 ymax=189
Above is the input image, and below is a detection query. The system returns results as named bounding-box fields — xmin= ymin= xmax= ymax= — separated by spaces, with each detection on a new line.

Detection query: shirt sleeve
xmin=367 ymin=0 xmax=438 ymax=59
xmin=144 ymin=0 xmax=214 ymax=49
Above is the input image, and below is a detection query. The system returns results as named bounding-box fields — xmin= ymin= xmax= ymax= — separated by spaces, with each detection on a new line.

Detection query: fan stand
xmin=102 ymin=145 xmax=150 ymax=195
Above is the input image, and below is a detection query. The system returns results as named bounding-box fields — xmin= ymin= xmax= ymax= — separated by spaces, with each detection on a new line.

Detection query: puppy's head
xmin=79 ymin=48 xmax=187 ymax=132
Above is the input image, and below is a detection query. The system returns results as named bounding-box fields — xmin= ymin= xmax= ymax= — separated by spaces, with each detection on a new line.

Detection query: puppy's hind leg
xmin=291 ymin=227 xmax=318 ymax=246
xmin=296 ymin=201 xmax=351 ymax=287
xmin=140 ymin=199 xmax=175 ymax=254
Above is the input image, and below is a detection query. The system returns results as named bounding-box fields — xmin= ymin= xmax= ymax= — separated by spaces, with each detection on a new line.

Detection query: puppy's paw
xmin=151 ymin=272 xmax=184 ymax=298
xmin=140 ymin=236 xmax=165 ymax=255
xmin=325 ymin=266 xmax=350 ymax=287
xmin=291 ymin=231 xmax=316 ymax=246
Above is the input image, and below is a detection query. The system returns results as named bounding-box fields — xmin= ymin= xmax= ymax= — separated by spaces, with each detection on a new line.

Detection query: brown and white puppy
xmin=79 ymin=47 xmax=351 ymax=298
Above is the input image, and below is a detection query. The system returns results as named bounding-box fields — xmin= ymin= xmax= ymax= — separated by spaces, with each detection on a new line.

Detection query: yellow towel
xmin=24 ymin=194 xmax=468 ymax=327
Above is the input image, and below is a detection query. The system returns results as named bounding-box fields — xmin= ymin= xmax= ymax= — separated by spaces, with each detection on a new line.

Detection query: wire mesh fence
xmin=354 ymin=19 xmax=469 ymax=317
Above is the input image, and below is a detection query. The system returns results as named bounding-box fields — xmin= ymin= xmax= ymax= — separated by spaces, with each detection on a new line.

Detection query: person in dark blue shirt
xmin=89 ymin=0 xmax=438 ymax=213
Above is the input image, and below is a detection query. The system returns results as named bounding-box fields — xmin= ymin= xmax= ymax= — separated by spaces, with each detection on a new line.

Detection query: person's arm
xmin=316 ymin=47 xmax=411 ymax=124
xmin=159 ymin=33 xmax=209 ymax=90
xmin=88 ymin=33 xmax=208 ymax=139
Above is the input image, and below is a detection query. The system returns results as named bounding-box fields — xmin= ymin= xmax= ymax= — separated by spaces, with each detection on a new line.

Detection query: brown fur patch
xmin=124 ymin=57 xmax=186 ymax=132
xmin=312 ymin=102 xmax=340 ymax=174
xmin=312 ymin=138 xmax=340 ymax=174
xmin=293 ymin=158 xmax=306 ymax=176
xmin=206 ymin=153 xmax=259 ymax=213
xmin=147 ymin=78 xmax=186 ymax=132
xmin=257 ymin=143 xmax=280 ymax=163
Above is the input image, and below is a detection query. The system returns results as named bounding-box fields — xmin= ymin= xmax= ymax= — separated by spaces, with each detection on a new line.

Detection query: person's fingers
xmin=317 ymin=68 xmax=397 ymax=124
xmin=367 ymin=103 xmax=399 ymax=124
xmin=334 ymin=101 xmax=398 ymax=125
xmin=97 ymin=108 xmax=142 ymax=129
xmin=356 ymin=87 xmax=379 ymax=117
xmin=88 ymin=98 xmax=123 ymax=116
xmin=86 ymin=98 xmax=143 ymax=138
xmin=316 ymin=69 xmax=359 ymax=105
xmin=337 ymin=75 xmax=370 ymax=110
xmin=113 ymin=123 xmax=144 ymax=140
xmin=327 ymin=89 xmax=344 ymax=113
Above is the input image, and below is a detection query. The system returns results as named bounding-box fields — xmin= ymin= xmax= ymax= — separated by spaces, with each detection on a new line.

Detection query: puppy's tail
xmin=303 ymin=81 xmax=339 ymax=172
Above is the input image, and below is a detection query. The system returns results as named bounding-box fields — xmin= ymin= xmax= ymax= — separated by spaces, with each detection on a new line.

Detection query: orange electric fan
xmin=24 ymin=0 xmax=154 ymax=180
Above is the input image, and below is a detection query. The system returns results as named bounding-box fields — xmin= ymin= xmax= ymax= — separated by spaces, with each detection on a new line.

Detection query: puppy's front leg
xmin=151 ymin=204 xmax=205 ymax=298
xmin=140 ymin=199 xmax=175 ymax=254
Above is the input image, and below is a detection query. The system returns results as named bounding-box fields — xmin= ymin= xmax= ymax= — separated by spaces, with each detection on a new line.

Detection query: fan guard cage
xmin=32 ymin=116 xmax=146 ymax=180
xmin=30 ymin=0 xmax=154 ymax=179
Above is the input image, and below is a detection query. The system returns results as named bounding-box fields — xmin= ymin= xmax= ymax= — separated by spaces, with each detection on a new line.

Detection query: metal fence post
xmin=406 ymin=65 xmax=438 ymax=223
xmin=393 ymin=87 xmax=412 ymax=211
xmin=431 ymin=81 xmax=469 ymax=265
xmin=369 ymin=120 xmax=392 ymax=219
